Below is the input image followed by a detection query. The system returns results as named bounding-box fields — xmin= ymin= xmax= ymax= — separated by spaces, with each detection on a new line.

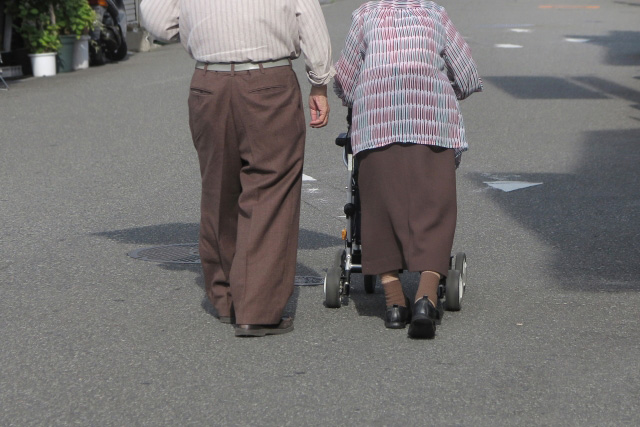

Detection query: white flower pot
xmin=28 ymin=52 xmax=57 ymax=77
xmin=73 ymin=35 xmax=91 ymax=70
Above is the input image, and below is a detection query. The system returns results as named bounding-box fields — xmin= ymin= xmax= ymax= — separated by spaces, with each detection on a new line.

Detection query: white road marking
xmin=486 ymin=24 xmax=534 ymax=28
xmin=495 ymin=44 xmax=524 ymax=48
xmin=565 ymin=37 xmax=590 ymax=43
xmin=484 ymin=181 xmax=543 ymax=192
xmin=302 ymin=174 xmax=316 ymax=181
xmin=539 ymin=5 xmax=600 ymax=9
xmin=510 ymin=28 xmax=532 ymax=33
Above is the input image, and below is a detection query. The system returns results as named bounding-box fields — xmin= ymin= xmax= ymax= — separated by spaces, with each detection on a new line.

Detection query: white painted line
xmin=495 ymin=44 xmax=523 ymax=48
xmin=565 ymin=37 xmax=590 ymax=43
xmin=302 ymin=174 xmax=316 ymax=181
xmin=484 ymin=181 xmax=543 ymax=192
xmin=306 ymin=188 xmax=320 ymax=193
xmin=539 ymin=5 xmax=600 ymax=9
xmin=487 ymin=24 xmax=534 ymax=28
xmin=510 ymin=28 xmax=532 ymax=33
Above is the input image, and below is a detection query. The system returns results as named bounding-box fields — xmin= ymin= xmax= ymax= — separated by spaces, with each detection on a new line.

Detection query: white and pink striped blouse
xmin=334 ymin=0 xmax=482 ymax=158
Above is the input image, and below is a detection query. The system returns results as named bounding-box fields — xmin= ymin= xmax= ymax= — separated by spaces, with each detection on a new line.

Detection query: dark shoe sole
xmin=385 ymin=312 xmax=411 ymax=329
xmin=408 ymin=316 xmax=436 ymax=339
xmin=385 ymin=321 xmax=408 ymax=329
xmin=234 ymin=318 xmax=294 ymax=337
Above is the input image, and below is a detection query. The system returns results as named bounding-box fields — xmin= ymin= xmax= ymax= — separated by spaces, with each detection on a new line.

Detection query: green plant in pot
xmin=6 ymin=0 xmax=61 ymax=54
xmin=55 ymin=0 xmax=97 ymax=72
xmin=5 ymin=0 xmax=60 ymax=76
xmin=55 ymin=0 xmax=97 ymax=38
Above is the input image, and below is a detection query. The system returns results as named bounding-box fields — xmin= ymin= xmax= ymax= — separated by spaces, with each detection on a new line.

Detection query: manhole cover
xmin=128 ymin=244 xmax=200 ymax=264
xmin=128 ymin=244 xmax=324 ymax=286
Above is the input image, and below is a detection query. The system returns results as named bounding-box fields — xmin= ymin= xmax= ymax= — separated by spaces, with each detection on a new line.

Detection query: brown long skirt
xmin=357 ymin=143 xmax=457 ymax=277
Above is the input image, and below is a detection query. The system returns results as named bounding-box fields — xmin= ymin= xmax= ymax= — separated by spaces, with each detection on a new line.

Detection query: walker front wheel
xmin=324 ymin=267 xmax=342 ymax=308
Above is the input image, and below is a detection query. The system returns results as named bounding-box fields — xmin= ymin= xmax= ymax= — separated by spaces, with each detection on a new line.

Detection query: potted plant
xmin=5 ymin=0 xmax=60 ymax=77
xmin=55 ymin=0 xmax=97 ymax=71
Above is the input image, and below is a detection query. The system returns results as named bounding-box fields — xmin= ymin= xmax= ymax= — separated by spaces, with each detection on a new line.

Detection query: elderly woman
xmin=334 ymin=0 xmax=482 ymax=338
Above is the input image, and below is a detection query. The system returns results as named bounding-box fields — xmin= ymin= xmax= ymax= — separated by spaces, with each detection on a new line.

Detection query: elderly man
xmin=140 ymin=0 xmax=334 ymax=337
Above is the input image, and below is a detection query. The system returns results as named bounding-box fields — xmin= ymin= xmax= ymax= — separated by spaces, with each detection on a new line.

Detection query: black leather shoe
xmin=385 ymin=298 xmax=412 ymax=329
xmin=408 ymin=297 xmax=437 ymax=339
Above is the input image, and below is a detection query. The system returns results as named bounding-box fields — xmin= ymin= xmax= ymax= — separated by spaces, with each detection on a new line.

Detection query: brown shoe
xmin=234 ymin=317 xmax=294 ymax=337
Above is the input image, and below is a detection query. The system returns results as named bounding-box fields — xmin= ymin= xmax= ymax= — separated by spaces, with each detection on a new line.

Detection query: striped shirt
xmin=139 ymin=0 xmax=334 ymax=86
xmin=334 ymin=0 xmax=482 ymax=157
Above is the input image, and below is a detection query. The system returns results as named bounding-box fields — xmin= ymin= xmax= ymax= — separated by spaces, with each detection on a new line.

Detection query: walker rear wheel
xmin=444 ymin=269 xmax=462 ymax=311
xmin=453 ymin=252 xmax=467 ymax=293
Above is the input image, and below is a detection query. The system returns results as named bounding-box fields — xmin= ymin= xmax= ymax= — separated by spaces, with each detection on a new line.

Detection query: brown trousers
xmin=187 ymin=65 xmax=306 ymax=325
xmin=357 ymin=143 xmax=457 ymax=277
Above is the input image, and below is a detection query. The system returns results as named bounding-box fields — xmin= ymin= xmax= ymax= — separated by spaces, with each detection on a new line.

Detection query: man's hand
xmin=309 ymin=85 xmax=330 ymax=128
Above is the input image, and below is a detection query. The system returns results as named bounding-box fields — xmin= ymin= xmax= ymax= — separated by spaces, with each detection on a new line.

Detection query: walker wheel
xmin=324 ymin=266 xmax=342 ymax=308
xmin=453 ymin=252 xmax=467 ymax=294
xmin=444 ymin=269 xmax=462 ymax=311
xmin=364 ymin=275 xmax=375 ymax=294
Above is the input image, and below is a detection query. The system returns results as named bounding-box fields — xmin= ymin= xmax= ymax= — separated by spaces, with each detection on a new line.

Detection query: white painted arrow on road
xmin=484 ymin=181 xmax=543 ymax=192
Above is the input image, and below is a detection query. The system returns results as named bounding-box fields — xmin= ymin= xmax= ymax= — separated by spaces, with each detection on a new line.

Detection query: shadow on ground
xmin=94 ymin=223 xmax=341 ymax=251
xmin=94 ymin=224 xmax=343 ymax=318
xmin=484 ymin=76 xmax=608 ymax=100
xmin=566 ymin=30 xmax=640 ymax=67
xmin=570 ymin=75 xmax=640 ymax=110
xmin=322 ymin=269 xmax=426 ymax=321
xmin=468 ymin=128 xmax=640 ymax=291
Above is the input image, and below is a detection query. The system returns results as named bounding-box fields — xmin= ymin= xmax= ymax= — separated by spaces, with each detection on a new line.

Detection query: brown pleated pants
xmin=187 ymin=65 xmax=306 ymax=325
xmin=357 ymin=143 xmax=457 ymax=277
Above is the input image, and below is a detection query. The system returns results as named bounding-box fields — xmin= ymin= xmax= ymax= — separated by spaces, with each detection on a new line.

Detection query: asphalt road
xmin=1 ymin=0 xmax=639 ymax=425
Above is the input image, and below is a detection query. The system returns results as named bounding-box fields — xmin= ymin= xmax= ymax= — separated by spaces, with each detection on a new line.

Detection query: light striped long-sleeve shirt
xmin=334 ymin=0 xmax=482 ymax=157
xmin=139 ymin=0 xmax=334 ymax=86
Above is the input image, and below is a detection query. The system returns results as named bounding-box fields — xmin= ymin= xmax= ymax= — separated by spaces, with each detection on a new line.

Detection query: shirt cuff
xmin=307 ymin=65 xmax=336 ymax=87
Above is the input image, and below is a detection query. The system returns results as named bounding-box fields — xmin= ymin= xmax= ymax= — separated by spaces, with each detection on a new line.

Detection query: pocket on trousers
xmin=248 ymin=85 xmax=286 ymax=94
xmin=190 ymin=87 xmax=214 ymax=95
